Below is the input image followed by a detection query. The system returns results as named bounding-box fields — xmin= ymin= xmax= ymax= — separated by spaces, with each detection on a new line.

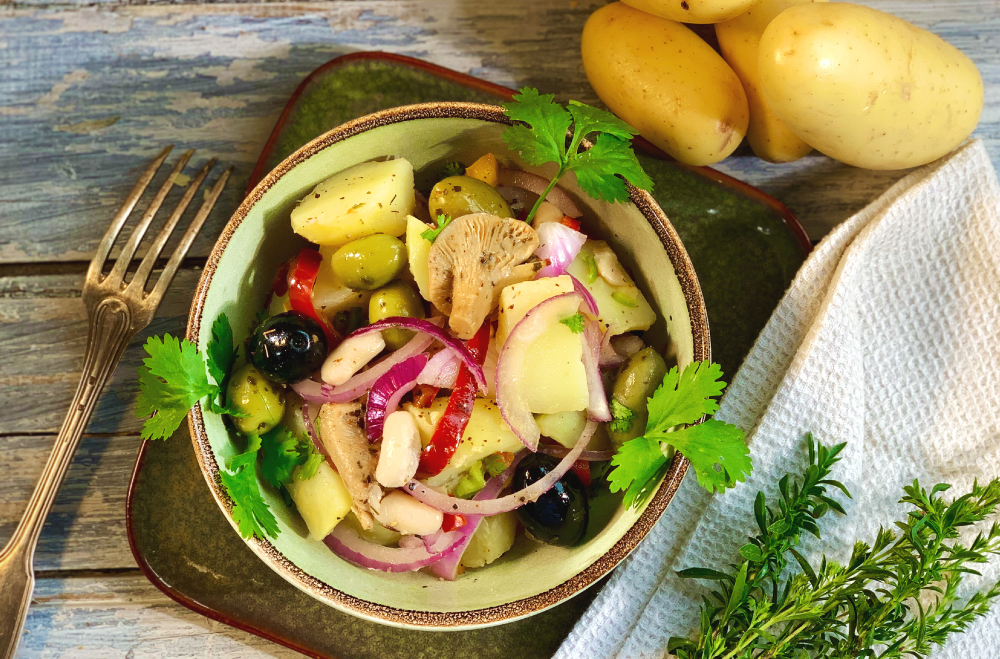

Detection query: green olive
xmin=609 ymin=347 xmax=668 ymax=446
xmin=428 ymin=175 xmax=512 ymax=220
xmin=331 ymin=234 xmax=407 ymax=290
xmin=368 ymin=280 xmax=426 ymax=350
xmin=227 ymin=364 xmax=286 ymax=435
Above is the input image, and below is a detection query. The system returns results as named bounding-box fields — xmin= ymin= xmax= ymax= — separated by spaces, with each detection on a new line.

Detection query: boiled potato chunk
xmin=536 ymin=410 xmax=588 ymax=448
xmin=582 ymin=3 xmax=749 ymax=166
xmin=404 ymin=398 xmax=525 ymax=490
xmin=286 ymin=462 xmax=352 ymax=541
xmin=758 ymin=3 xmax=983 ymax=170
xmin=716 ymin=0 xmax=826 ymax=163
xmin=497 ymin=277 xmax=589 ymax=415
xmin=313 ymin=251 xmax=372 ymax=317
xmin=405 ymin=215 xmax=433 ymax=301
xmin=461 ymin=512 xmax=518 ymax=569
xmin=623 ymin=0 xmax=753 ymax=24
xmin=567 ymin=244 xmax=655 ymax=337
xmin=290 ymin=159 xmax=415 ymax=246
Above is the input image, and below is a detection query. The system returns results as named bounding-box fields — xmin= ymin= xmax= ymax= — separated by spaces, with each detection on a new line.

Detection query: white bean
xmin=530 ymin=201 xmax=565 ymax=228
xmin=375 ymin=411 xmax=421 ymax=488
xmin=321 ymin=332 xmax=385 ymax=385
xmin=372 ymin=490 xmax=443 ymax=536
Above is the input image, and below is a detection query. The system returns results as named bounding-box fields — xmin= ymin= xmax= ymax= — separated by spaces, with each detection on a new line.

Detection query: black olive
xmin=248 ymin=311 xmax=328 ymax=384
xmin=514 ymin=453 xmax=589 ymax=547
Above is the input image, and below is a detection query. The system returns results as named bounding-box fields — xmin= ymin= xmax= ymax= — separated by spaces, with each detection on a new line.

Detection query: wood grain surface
xmin=1 ymin=0 xmax=997 ymax=656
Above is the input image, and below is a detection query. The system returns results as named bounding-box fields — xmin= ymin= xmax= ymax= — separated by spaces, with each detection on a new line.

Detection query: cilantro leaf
xmin=501 ymin=88 xmax=652 ymax=223
xmin=260 ymin=426 xmax=302 ymax=489
xmin=608 ymin=360 xmax=751 ymax=504
xmin=296 ymin=447 xmax=324 ymax=481
xmin=647 ymin=361 xmax=727 ymax=430
xmin=220 ymin=435 xmax=279 ymax=540
xmin=560 ymin=312 xmax=586 ymax=334
xmin=207 ymin=313 xmax=237 ymax=388
xmin=609 ymin=435 xmax=670 ymax=508
xmin=136 ymin=334 xmax=218 ymax=440
xmin=570 ymin=133 xmax=653 ymax=204
xmin=502 ymin=88 xmax=571 ymax=166
xmin=655 ymin=420 xmax=750 ymax=493
xmin=421 ymin=214 xmax=453 ymax=243
xmin=610 ymin=399 xmax=636 ymax=434
xmin=567 ymin=100 xmax=637 ymax=142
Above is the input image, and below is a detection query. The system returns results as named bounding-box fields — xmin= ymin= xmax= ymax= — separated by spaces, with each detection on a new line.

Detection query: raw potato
xmin=716 ymin=0 xmax=826 ymax=163
xmin=622 ymin=0 xmax=753 ymax=23
xmin=405 ymin=215 xmax=433 ymax=301
xmin=758 ymin=3 xmax=984 ymax=170
xmin=290 ymin=159 xmax=415 ymax=246
xmin=285 ymin=462 xmax=352 ymax=541
xmin=582 ymin=2 xmax=749 ymax=166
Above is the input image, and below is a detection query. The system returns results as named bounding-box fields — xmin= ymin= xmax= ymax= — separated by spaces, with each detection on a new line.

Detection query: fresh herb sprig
xmin=670 ymin=436 xmax=1000 ymax=659
xmin=421 ymin=213 xmax=453 ymax=243
xmin=502 ymin=88 xmax=653 ymax=225
xmin=608 ymin=361 xmax=750 ymax=505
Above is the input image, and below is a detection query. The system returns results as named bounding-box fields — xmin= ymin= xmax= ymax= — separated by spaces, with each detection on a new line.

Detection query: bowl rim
xmin=185 ymin=101 xmax=710 ymax=629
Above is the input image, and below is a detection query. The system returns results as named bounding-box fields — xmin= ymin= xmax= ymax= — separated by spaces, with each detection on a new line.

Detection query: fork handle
xmin=0 ymin=297 xmax=134 ymax=659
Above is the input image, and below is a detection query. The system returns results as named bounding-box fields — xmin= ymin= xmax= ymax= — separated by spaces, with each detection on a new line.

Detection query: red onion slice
xmin=417 ymin=349 xmax=461 ymax=389
xmin=497 ymin=169 xmax=582 ymax=218
xmin=583 ymin=320 xmax=612 ymax=422
xmin=365 ymin=353 xmax=428 ymax=442
xmin=405 ymin=421 xmax=596 ymax=516
xmin=424 ymin=450 xmax=529 ymax=580
xmin=536 ymin=223 xmax=588 ymax=279
xmin=570 ymin=275 xmax=599 ymax=317
xmin=323 ymin=524 xmax=464 ymax=572
xmin=495 ymin=292 xmax=584 ymax=451
xmin=538 ymin=444 xmax=615 ymax=461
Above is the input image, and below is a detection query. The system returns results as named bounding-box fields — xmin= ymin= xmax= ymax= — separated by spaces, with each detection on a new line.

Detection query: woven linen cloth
xmin=555 ymin=139 xmax=1000 ymax=659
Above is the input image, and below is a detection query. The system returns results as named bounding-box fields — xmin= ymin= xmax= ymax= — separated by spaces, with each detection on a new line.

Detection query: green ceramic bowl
xmin=187 ymin=102 xmax=710 ymax=629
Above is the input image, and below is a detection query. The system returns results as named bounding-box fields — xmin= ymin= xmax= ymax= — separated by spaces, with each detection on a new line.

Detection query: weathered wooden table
xmin=1 ymin=1 xmax=997 ymax=656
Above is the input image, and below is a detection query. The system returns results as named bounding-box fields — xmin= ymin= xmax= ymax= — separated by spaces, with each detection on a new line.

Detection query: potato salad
xmin=233 ymin=154 xmax=669 ymax=576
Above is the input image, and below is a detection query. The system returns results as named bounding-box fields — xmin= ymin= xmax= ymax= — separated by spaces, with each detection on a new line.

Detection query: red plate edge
xmin=246 ymin=51 xmax=812 ymax=256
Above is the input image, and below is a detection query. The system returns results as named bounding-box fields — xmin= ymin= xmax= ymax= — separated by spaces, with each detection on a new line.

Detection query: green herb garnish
xmin=260 ymin=425 xmax=322 ymax=489
xmin=421 ymin=214 xmax=453 ymax=243
xmin=560 ymin=312 xmax=586 ymax=334
xmin=670 ymin=436 xmax=1000 ymax=659
xmin=608 ymin=361 xmax=749 ymax=505
xmin=219 ymin=434 xmax=279 ymax=540
xmin=440 ymin=160 xmax=466 ymax=178
xmin=502 ymin=88 xmax=653 ymax=224
xmin=609 ymin=399 xmax=635 ymax=434
xmin=611 ymin=290 xmax=638 ymax=308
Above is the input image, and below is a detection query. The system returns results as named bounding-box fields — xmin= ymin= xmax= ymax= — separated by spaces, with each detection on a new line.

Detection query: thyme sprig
xmin=670 ymin=435 xmax=1000 ymax=659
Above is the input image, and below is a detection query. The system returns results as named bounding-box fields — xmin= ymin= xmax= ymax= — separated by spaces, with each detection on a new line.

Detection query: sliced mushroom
xmin=427 ymin=213 xmax=540 ymax=339
xmin=318 ymin=401 xmax=381 ymax=530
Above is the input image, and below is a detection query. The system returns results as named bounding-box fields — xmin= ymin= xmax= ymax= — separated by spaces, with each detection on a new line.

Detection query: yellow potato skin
xmin=623 ymin=0 xmax=753 ymax=24
xmin=716 ymin=0 xmax=826 ymax=163
xmin=758 ymin=3 xmax=983 ymax=170
xmin=582 ymin=2 xmax=749 ymax=166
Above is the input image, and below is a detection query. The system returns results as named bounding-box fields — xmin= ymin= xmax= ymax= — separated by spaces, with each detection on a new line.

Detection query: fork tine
xmin=106 ymin=149 xmax=194 ymax=286
xmin=87 ymin=146 xmax=173 ymax=283
xmin=127 ymin=158 xmax=217 ymax=294
xmin=149 ymin=166 xmax=233 ymax=304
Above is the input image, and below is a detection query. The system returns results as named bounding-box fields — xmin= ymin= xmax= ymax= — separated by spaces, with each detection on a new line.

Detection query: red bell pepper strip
xmin=418 ymin=322 xmax=491 ymax=476
xmin=559 ymin=216 xmax=582 ymax=231
xmin=570 ymin=460 xmax=591 ymax=488
xmin=412 ymin=384 xmax=440 ymax=408
xmin=287 ymin=248 xmax=339 ymax=348
xmin=441 ymin=514 xmax=467 ymax=532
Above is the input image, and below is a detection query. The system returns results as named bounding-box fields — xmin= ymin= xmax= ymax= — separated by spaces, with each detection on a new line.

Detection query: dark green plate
xmin=128 ymin=52 xmax=809 ymax=659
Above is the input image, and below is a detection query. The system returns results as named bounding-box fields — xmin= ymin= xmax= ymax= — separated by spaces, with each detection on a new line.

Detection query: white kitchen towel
xmin=555 ymin=139 xmax=1000 ymax=659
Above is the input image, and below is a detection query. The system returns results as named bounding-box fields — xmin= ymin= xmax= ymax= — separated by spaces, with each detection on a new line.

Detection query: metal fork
xmin=0 ymin=147 xmax=232 ymax=659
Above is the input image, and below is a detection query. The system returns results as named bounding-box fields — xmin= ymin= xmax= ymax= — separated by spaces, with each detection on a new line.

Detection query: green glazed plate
xmin=128 ymin=52 xmax=809 ymax=659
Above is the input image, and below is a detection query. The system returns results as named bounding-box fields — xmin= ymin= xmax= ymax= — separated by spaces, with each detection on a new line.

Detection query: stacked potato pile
xmin=582 ymin=1 xmax=983 ymax=168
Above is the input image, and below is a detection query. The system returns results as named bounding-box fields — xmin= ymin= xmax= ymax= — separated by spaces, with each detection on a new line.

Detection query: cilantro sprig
xmin=559 ymin=312 xmax=586 ymax=334
xmin=609 ymin=361 xmax=750 ymax=507
xmin=421 ymin=213 xmax=453 ymax=243
xmin=502 ymin=88 xmax=653 ymax=224
xmin=220 ymin=434 xmax=279 ymax=540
